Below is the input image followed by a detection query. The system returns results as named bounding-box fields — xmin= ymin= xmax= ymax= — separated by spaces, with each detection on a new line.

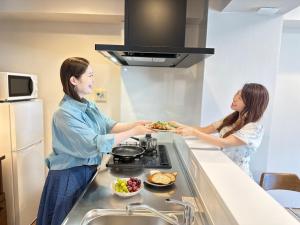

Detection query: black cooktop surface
xmin=106 ymin=144 xmax=172 ymax=169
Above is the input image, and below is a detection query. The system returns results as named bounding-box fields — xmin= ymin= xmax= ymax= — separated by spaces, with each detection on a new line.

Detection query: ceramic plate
xmin=144 ymin=179 xmax=175 ymax=187
xmin=151 ymin=128 xmax=177 ymax=133
xmin=144 ymin=173 xmax=176 ymax=187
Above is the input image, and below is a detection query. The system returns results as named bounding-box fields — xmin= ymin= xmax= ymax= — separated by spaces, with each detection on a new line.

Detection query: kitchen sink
xmin=84 ymin=214 xmax=179 ymax=225
xmin=81 ymin=209 xmax=184 ymax=225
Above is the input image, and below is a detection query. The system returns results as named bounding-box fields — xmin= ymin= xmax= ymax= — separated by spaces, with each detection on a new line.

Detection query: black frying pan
xmin=130 ymin=137 xmax=140 ymax=142
xmin=111 ymin=145 xmax=145 ymax=160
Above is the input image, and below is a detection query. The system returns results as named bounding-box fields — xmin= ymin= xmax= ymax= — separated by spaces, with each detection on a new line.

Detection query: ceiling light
xmin=257 ymin=7 xmax=279 ymax=15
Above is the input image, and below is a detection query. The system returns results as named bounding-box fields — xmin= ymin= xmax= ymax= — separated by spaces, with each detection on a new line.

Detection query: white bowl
xmin=111 ymin=178 xmax=143 ymax=198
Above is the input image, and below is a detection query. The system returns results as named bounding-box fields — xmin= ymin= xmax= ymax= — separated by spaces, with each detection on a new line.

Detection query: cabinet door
xmin=12 ymin=141 xmax=45 ymax=225
xmin=0 ymin=199 xmax=8 ymax=225
xmin=10 ymin=100 xmax=43 ymax=151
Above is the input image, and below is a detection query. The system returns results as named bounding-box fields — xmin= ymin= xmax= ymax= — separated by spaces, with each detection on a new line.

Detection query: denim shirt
xmin=46 ymin=95 xmax=117 ymax=170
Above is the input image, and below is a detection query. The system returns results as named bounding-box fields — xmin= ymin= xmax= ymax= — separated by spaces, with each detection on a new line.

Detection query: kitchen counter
xmin=183 ymin=137 xmax=220 ymax=150
xmin=174 ymin=136 xmax=300 ymax=225
xmin=62 ymin=134 xmax=207 ymax=225
xmin=62 ymin=133 xmax=300 ymax=225
xmin=287 ymin=208 xmax=300 ymax=221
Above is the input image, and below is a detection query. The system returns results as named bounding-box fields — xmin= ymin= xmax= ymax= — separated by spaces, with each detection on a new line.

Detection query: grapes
xmin=114 ymin=178 xmax=129 ymax=193
xmin=114 ymin=177 xmax=141 ymax=193
xmin=127 ymin=177 xmax=141 ymax=192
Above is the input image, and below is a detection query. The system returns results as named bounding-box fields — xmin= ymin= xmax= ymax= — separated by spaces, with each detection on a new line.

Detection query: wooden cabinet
xmin=0 ymin=155 xmax=7 ymax=225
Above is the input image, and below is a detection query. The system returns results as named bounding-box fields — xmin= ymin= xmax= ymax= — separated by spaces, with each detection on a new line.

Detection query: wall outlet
xmin=95 ymin=88 xmax=107 ymax=103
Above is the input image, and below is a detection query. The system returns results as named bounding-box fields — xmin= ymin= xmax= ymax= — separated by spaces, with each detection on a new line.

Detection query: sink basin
xmin=86 ymin=214 xmax=175 ymax=225
xmin=81 ymin=209 xmax=183 ymax=225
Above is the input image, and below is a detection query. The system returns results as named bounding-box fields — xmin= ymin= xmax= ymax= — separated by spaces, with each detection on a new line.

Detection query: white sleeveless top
xmin=212 ymin=120 xmax=264 ymax=177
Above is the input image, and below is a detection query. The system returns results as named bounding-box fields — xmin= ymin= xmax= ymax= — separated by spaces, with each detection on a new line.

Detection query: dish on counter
xmin=112 ymin=177 xmax=143 ymax=198
xmin=144 ymin=170 xmax=178 ymax=187
xmin=147 ymin=121 xmax=177 ymax=132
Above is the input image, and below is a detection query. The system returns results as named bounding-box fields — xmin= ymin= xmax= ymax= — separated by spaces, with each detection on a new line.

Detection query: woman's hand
xmin=112 ymin=121 xmax=152 ymax=133
xmin=176 ymin=127 xmax=197 ymax=136
xmin=134 ymin=120 xmax=152 ymax=126
xmin=113 ymin=125 xmax=154 ymax=145
xmin=132 ymin=125 xmax=154 ymax=136
xmin=169 ymin=121 xmax=187 ymax=129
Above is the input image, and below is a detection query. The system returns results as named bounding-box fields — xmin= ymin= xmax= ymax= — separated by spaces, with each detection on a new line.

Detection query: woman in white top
xmin=174 ymin=83 xmax=269 ymax=177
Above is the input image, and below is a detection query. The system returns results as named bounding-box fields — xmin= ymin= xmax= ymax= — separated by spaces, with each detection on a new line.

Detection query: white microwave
xmin=0 ymin=72 xmax=38 ymax=101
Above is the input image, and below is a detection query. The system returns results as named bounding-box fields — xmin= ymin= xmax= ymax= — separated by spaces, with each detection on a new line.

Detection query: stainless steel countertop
xmin=62 ymin=135 xmax=206 ymax=225
xmin=287 ymin=208 xmax=300 ymax=221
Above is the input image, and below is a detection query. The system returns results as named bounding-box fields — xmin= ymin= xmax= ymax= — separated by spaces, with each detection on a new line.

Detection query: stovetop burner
xmin=106 ymin=144 xmax=172 ymax=169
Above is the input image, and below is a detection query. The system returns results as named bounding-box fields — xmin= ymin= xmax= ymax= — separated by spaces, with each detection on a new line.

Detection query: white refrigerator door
xmin=12 ymin=141 xmax=45 ymax=225
xmin=10 ymin=99 xmax=44 ymax=151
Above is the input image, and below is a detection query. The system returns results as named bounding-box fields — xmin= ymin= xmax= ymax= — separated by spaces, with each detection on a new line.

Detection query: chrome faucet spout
xmin=165 ymin=199 xmax=195 ymax=225
xmin=126 ymin=202 xmax=143 ymax=215
xmin=126 ymin=199 xmax=195 ymax=225
xmin=126 ymin=202 xmax=180 ymax=225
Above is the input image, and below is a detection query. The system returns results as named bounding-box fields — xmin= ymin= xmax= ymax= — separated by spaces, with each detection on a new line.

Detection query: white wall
xmin=0 ymin=20 xmax=121 ymax=155
xmin=267 ymin=27 xmax=300 ymax=175
xmin=0 ymin=0 xmax=124 ymax=14
xmin=202 ymin=10 xmax=283 ymax=181
xmin=0 ymin=0 xmax=204 ymax=18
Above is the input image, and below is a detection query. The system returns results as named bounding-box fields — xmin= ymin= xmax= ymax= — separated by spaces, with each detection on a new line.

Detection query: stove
xmin=106 ymin=144 xmax=172 ymax=169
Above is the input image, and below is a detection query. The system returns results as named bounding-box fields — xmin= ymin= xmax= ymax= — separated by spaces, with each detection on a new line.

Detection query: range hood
xmin=95 ymin=0 xmax=214 ymax=68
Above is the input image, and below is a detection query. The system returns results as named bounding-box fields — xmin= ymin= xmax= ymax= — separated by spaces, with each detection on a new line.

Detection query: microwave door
xmin=8 ymin=75 xmax=33 ymax=97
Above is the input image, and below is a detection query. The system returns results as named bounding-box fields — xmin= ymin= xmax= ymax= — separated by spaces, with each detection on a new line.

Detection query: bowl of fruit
xmin=112 ymin=177 xmax=143 ymax=198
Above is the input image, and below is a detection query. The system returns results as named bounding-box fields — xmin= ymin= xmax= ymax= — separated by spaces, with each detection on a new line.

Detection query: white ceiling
xmin=211 ymin=0 xmax=300 ymax=15
xmin=283 ymin=6 xmax=300 ymax=28
xmin=284 ymin=5 xmax=300 ymax=19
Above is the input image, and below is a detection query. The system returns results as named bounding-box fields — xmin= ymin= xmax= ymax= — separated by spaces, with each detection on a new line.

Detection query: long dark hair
xmin=217 ymin=83 xmax=269 ymax=138
xmin=60 ymin=57 xmax=89 ymax=102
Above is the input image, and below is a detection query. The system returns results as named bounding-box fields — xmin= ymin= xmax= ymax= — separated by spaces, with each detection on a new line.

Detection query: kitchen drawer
xmin=0 ymin=200 xmax=7 ymax=225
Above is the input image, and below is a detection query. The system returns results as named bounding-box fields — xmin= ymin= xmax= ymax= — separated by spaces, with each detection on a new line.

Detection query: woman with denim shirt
xmin=37 ymin=57 xmax=153 ymax=225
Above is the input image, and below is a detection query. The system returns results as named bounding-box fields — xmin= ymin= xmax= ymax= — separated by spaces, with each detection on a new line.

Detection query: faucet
xmin=165 ymin=198 xmax=195 ymax=225
xmin=126 ymin=199 xmax=195 ymax=225
xmin=126 ymin=202 xmax=180 ymax=225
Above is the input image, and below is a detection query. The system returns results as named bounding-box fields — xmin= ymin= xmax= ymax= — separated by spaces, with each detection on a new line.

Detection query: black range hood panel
xmin=95 ymin=44 xmax=214 ymax=68
xmin=95 ymin=0 xmax=214 ymax=68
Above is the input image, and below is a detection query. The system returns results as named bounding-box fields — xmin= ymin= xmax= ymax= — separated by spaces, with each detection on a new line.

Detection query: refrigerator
xmin=0 ymin=99 xmax=45 ymax=225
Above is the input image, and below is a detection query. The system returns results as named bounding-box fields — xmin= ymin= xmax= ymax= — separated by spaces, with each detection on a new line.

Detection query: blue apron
xmin=36 ymin=165 xmax=97 ymax=225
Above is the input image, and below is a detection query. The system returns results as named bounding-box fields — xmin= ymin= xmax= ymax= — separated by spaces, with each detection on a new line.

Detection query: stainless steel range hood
xmin=95 ymin=0 xmax=214 ymax=68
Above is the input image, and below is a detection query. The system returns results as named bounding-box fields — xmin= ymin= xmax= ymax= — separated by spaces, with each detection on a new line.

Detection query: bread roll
xmin=148 ymin=173 xmax=171 ymax=185
xmin=164 ymin=173 xmax=176 ymax=182
xmin=148 ymin=171 xmax=178 ymax=184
